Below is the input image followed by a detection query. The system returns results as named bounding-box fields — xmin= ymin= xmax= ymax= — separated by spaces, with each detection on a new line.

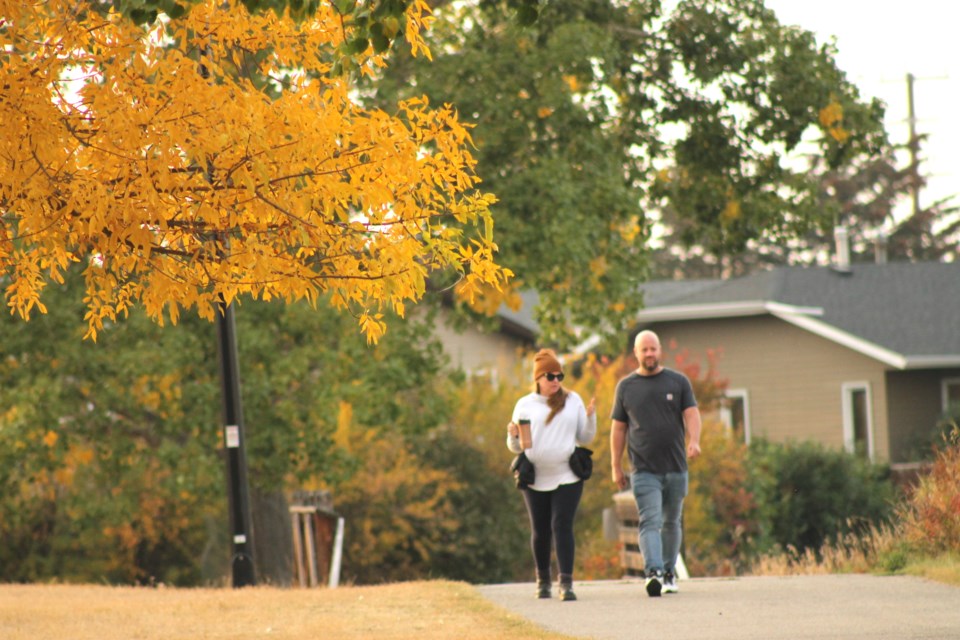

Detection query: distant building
xmin=427 ymin=290 xmax=539 ymax=384
xmin=629 ymin=261 xmax=960 ymax=464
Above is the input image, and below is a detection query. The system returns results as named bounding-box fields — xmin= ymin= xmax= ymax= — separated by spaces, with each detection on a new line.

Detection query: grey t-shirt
xmin=611 ymin=369 xmax=697 ymax=474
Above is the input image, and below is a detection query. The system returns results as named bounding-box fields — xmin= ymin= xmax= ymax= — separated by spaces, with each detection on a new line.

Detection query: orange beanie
xmin=533 ymin=349 xmax=562 ymax=381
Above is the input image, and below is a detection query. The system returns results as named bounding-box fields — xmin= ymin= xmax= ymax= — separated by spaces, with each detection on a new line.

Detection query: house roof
xmin=496 ymin=288 xmax=539 ymax=339
xmin=636 ymin=262 xmax=960 ymax=370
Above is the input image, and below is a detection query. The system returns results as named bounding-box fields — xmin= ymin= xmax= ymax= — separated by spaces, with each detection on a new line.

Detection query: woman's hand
xmin=507 ymin=421 xmax=519 ymax=437
xmin=586 ymin=396 xmax=596 ymax=417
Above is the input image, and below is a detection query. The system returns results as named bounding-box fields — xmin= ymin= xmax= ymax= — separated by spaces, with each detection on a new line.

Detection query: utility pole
xmin=905 ymin=72 xmax=922 ymax=217
xmin=216 ymin=298 xmax=257 ymax=587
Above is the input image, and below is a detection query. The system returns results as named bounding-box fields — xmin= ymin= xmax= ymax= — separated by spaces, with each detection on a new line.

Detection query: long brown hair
xmin=537 ymin=384 xmax=568 ymax=424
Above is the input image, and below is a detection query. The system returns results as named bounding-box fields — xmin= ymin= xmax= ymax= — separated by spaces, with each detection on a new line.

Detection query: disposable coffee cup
xmin=518 ymin=418 xmax=532 ymax=450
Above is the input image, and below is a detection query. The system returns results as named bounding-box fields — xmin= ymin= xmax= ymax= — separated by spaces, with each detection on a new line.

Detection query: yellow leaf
xmin=562 ymin=75 xmax=580 ymax=93
xmin=722 ymin=198 xmax=741 ymax=223
xmin=819 ymin=98 xmax=843 ymax=128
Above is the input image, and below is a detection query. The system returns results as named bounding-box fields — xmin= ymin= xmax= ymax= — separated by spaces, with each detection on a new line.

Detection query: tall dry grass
xmin=750 ymin=522 xmax=901 ymax=576
xmin=0 ymin=581 xmax=572 ymax=640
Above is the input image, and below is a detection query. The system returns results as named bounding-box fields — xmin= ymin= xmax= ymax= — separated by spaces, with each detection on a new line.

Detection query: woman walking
xmin=507 ymin=349 xmax=596 ymax=601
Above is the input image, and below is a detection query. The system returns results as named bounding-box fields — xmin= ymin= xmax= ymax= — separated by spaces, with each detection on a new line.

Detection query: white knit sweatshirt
xmin=506 ymin=390 xmax=597 ymax=491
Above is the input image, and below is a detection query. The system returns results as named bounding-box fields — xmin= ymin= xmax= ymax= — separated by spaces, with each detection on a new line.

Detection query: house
xmin=427 ymin=289 xmax=539 ymax=382
xmin=629 ymin=260 xmax=960 ymax=465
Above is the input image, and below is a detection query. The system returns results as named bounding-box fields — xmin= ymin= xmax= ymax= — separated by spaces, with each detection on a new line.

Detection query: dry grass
xmin=748 ymin=523 xmax=960 ymax=588
xmin=0 ymin=580 xmax=574 ymax=640
xmin=749 ymin=523 xmax=899 ymax=576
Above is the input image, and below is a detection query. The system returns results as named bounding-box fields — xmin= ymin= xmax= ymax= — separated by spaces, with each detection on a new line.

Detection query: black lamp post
xmin=216 ymin=297 xmax=257 ymax=587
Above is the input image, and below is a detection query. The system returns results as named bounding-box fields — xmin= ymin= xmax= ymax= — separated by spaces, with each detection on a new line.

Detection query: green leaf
xmin=348 ymin=37 xmax=369 ymax=55
xmin=333 ymin=0 xmax=355 ymax=15
xmin=370 ymin=31 xmax=391 ymax=54
xmin=515 ymin=0 xmax=540 ymax=26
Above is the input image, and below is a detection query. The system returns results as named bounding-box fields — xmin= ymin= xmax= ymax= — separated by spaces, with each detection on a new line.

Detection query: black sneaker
xmin=645 ymin=570 xmax=663 ymax=597
xmin=536 ymin=581 xmax=552 ymax=599
xmin=663 ymin=571 xmax=678 ymax=594
xmin=558 ymin=582 xmax=577 ymax=601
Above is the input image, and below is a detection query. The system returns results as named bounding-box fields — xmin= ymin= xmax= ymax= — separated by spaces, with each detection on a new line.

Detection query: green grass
xmin=903 ymin=552 xmax=960 ymax=587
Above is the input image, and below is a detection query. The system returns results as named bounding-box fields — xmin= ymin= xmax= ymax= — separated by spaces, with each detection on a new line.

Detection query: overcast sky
xmin=763 ymin=0 xmax=958 ymax=222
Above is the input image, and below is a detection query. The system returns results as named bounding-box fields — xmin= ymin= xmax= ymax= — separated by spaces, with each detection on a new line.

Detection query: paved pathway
xmin=478 ymin=575 xmax=960 ymax=639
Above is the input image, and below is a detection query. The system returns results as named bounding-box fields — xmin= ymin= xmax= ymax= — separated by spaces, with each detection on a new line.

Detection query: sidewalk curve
xmin=477 ymin=575 xmax=960 ymax=639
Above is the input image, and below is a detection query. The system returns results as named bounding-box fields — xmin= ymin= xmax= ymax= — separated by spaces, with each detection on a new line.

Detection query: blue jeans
xmin=631 ymin=470 xmax=688 ymax=575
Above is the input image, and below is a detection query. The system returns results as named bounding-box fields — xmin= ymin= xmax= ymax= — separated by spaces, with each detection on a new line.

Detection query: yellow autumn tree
xmin=0 ymin=0 xmax=509 ymax=341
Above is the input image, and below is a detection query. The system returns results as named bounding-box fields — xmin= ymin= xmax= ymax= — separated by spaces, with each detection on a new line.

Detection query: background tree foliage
xmin=0 ymin=266 xmax=466 ymax=584
xmin=0 ymin=0 xmax=506 ymax=343
xmin=654 ymin=141 xmax=960 ymax=278
xmin=0 ymin=269 xmax=223 ymax=583
xmin=367 ymin=0 xmax=888 ymax=346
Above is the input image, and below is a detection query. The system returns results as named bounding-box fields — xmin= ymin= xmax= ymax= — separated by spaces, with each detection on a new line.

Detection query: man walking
xmin=610 ymin=330 xmax=702 ymax=597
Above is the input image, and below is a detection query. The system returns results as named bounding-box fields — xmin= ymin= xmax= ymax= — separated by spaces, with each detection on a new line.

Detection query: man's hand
xmin=610 ymin=419 xmax=629 ymax=490
xmin=683 ymin=407 xmax=702 ymax=461
xmin=586 ymin=396 xmax=596 ymax=417
xmin=612 ymin=467 xmax=629 ymax=490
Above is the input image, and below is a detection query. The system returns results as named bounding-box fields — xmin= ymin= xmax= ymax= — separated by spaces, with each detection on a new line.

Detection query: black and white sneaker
xmin=645 ymin=570 xmax=663 ymax=597
xmin=663 ymin=571 xmax=678 ymax=594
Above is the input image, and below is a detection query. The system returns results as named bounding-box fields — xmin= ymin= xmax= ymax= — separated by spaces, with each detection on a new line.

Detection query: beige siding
xmin=886 ymin=369 xmax=960 ymax=463
xmin=420 ymin=307 xmax=532 ymax=383
xmin=645 ymin=316 xmax=891 ymax=460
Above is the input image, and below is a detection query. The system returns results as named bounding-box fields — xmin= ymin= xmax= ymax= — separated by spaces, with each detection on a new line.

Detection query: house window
xmin=467 ymin=367 xmax=499 ymax=387
xmin=942 ymin=378 xmax=960 ymax=414
xmin=720 ymin=389 xmax=750 ymax=444
xmin=842 ymin=382 xmax=873 ymax=459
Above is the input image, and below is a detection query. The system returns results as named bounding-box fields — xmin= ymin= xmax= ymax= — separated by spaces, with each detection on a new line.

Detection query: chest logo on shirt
xmin=666 ymin=393 xmax=674 ymax=401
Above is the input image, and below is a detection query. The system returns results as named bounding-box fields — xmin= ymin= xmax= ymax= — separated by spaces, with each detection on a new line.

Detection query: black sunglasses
xmin=543 ymin=372 xmax=565 ymax=382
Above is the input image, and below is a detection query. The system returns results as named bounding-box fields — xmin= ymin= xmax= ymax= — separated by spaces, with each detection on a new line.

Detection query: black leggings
xmin=522 ymin=480 xmax=584 ymax=579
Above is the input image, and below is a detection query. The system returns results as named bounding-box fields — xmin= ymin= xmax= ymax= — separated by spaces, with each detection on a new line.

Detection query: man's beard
xmin=641 ymin=357 xmax=659 ymax=373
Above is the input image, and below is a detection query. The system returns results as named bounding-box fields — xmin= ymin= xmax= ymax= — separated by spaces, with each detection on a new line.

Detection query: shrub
xmin=413 ymin=425 xmax=532 ymax=584
xmin=747 ymin=439 xmax=896 ymax=559
xmin=684 ymin=419 xmax=760 ymax=575
xmin=327 ymin=428 xmax=464 ymax=585
xmin=898 ymin=425 xmax=960 ymax=553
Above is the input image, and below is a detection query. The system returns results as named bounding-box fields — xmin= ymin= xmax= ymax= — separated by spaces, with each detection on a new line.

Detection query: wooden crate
xmin=290 ymin=506 xmax=338 ymax=588
xmin=612 ymin=490 xmax=644 ymax=576
xmin=611 ymin=489 xmax=690 ymax=579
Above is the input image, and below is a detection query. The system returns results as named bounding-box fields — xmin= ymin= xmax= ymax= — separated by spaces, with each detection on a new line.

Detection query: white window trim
xmin=467 ymin=367 xmax=499 ymax=387
xmin=841 ymin=381 xmax=874 ymax=460
xmin=941 ymin=377 xmax=960 ymax=412
xmin=720 ymin=389 xmax=751 ymax=444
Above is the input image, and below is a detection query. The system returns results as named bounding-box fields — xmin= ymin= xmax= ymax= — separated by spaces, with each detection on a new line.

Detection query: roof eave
xmin=901 ymin=355 xmax=960 ymax=369
xmin=635 ymin=300 xmax=824 ymax=323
